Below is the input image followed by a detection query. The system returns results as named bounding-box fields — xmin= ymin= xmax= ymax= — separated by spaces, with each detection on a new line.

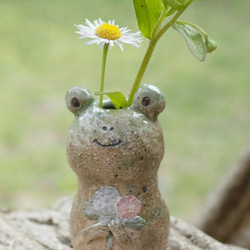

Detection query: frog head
xmin=65 ymin=84 xmax=166 ymax=184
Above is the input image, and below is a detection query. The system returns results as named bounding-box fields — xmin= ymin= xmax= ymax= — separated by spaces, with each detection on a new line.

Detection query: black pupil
xmin=71 ymin=97 xmax=80 ymax=108
xmin=142 ymin=97 xmax=151 ymax=107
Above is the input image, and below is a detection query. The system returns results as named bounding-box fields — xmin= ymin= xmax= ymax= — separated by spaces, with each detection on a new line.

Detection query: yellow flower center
xmin=96 ymin=23 xmax=122 ymax=40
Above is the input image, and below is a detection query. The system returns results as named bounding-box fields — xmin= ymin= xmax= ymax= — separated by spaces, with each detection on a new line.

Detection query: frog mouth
xmin=93 ymin=139 xmax=123 ymax=148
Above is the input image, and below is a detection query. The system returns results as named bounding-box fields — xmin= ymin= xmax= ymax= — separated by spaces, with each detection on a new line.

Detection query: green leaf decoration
xmin=133 ymin=0 xmax=163 ymax=39
xmin=83 ymin=201 xmax=99 ymax=220
xmin=173 ymin=21 xmax=207 ymax=61
xmin=95 ymin=91 xmax=127 ymax=109
xmin=163 ymin=0 xmax=185 ymax=11
xmin=123 ymin=216 xmax=146 ymax=230
xmin=106 ymin=232 xmax=113 ymax=250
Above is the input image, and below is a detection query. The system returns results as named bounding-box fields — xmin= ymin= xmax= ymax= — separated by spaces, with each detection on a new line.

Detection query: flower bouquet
xmin=74 ymin=0 xmax=216 ymax=109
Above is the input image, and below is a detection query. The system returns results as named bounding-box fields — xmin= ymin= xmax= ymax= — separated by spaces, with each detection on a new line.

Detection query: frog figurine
xmin=65 ymin=84 xmax=169 ymax=250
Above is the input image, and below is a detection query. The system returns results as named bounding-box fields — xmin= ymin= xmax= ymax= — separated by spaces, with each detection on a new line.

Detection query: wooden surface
xmin=0 ymin=197 xmax=246 ymax=250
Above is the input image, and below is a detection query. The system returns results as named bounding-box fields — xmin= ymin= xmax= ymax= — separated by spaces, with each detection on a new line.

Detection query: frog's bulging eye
xmin=65 ymin=87 xmax=94 ymax=114
xmin=71 ymin=97 xmax=81 ymax=108
xmin=142 ymin=97 xmax=151 ymax=107
xmin=132 ymin=84 xmax=166 ymax=121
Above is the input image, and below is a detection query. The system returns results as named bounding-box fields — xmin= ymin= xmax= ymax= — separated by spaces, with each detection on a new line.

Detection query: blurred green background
xmin=0 ymin=0 xmax=249 ymax=223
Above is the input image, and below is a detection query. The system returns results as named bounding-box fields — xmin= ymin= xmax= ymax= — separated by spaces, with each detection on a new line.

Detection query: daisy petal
xmin=75 ymin=18 xmax=142 ymax=50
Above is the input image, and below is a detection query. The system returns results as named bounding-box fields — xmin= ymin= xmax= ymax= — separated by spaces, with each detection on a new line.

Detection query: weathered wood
xmin=196 ymin=139 xmax=250 ymax=249
xmin=0 ymin=197 xmax=246 ymax=250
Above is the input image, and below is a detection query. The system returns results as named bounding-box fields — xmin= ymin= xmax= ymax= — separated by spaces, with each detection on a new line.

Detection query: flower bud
xmin=205 ymin=37 xmax=217 ymax=53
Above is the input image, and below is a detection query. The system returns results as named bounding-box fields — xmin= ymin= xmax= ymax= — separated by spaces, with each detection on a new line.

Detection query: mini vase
xmin=65 ymin=84 xmax=169 ymax=250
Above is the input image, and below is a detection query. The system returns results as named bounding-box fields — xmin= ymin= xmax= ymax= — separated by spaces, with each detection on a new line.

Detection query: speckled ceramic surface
xmin=65 ymin=84 xmax=169 ymax=250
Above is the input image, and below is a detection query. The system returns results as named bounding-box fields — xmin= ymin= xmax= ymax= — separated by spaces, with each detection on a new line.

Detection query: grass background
xmin=0 ymin=0 xmax=249 ymax=223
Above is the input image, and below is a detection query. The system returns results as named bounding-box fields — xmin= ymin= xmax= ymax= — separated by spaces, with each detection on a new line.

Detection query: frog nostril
xmin=110 ymin=127 xmax=114 ymax=131
xmin=103 ymin=126 xmax=107 ymax=131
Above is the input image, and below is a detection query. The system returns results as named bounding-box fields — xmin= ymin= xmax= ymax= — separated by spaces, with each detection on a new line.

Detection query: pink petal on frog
xmin=117 ymin=195 xmax=142 ymax=219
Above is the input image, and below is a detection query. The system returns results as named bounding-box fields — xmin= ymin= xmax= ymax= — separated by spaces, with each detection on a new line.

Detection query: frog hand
xmin=108 ymin=217 xmax=135 ymax=249
xmin=74 ymin=222 xmax=109 ymax=246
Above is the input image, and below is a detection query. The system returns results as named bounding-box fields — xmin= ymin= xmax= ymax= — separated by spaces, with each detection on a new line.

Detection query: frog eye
xmin=142 ymin=96 xmax=151 ymax=107
xmin=132 ymin=84 xmax=166 ymax=121
xmin=65 ymin=87 xmax=94 ymax=114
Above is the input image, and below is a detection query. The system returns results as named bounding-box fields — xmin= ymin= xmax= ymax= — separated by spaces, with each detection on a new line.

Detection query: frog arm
xmin=108 ymin=218 xmax=138 ymax=250
xmin=73 ymin=222 xmax=109 ymax=246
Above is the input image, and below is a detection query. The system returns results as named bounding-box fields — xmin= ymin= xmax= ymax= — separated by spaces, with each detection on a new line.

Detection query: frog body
xmin=66 ymin=84 xmax=169 ymax=250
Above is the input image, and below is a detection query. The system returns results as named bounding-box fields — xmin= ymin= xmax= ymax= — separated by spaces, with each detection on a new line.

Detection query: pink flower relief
xmin=117 ymin=195 xmax=142 ymax=219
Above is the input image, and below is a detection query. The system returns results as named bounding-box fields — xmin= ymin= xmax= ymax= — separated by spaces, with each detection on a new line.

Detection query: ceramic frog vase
xmin=65 ymin=84 xmax=169 ymax=250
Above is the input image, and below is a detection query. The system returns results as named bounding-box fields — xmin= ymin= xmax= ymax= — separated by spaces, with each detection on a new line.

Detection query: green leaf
xmin=162 ymin=0 xmax=169 ymax=10
xmin=165 ymin=7 xmax=176 ymax=17
xmin=133 ymin=0 xmax=151 ymax=39
xmin=173 ymin=21 xmax=207 ymax=61
xmin=147 ymin=0 xmax=163 ymax=32
xmin=133 ymin=0 xmax=163 ymax=39
xmin=161 ymin=1 xmax=175 ymax=17
xmin=163 ymin=0 xmax=185 ymax=11
xmin=95 ymin=91 xmax=127 ymax=109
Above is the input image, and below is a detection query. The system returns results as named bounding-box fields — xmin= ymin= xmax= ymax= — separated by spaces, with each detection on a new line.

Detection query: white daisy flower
xmin=75 ymin=18 xmax=142 ymax=51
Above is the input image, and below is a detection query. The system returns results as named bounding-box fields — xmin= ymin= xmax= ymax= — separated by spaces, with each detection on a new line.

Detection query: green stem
xmin=127 ymin=39 xmax=156 ymax=106
xmin=99 ymin=43 xmax=109 ymax=108
xmin=151 ymin=8 xmax=167 ymax=40
xmin=127 ymin=0 xmax=194 ymax=106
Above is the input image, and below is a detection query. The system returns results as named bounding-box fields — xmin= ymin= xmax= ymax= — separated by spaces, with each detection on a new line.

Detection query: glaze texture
xmin=66 ymin=84 xmax=169 ymax=250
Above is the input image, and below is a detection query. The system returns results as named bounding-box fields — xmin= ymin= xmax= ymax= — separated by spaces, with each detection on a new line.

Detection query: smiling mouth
xmin=93 ymin=139 xmax=123 ymax=148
